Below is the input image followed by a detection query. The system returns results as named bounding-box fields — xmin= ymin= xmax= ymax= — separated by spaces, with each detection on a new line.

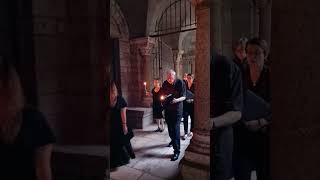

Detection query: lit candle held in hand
xmin=143 ymin=82 xmax=147 ymax=92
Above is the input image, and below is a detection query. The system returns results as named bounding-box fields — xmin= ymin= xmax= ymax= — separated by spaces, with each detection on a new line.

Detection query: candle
xmin=143 ymin=82 xmax=147 ymax=92
xmin=160 ymin=95 xmax=165 ymax=101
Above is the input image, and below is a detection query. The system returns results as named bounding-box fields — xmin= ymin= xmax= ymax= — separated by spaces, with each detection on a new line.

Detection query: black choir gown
xmin=110 ymin=96 xmax=133 ymax=169
xmin=152 ymin=88 xmax=164 ymax=119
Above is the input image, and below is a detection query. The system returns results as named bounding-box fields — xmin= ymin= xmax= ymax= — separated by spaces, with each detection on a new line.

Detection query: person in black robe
xmin=151 ymin=78 xmax=165 ymax=132
xmin=182 ymin=73 xmax=195 ymax=140
xmin=110 ymin=82 xmax=135 ymax=169
xmin=208 ymin=50 xmax=243 ymax=180
xmin=0 ymin=61 xmax=55 ymax=180
xmin=162 ymin=69 xmax=186 ymax=161
xmin=233 ymin=37 xmax=271 ymax=180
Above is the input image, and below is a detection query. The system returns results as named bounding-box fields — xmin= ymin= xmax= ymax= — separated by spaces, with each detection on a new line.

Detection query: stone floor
xmin=110 ymin=121 xmax=257 ymax=180
xmin=110 ymin=122 xmax=190 ymax=180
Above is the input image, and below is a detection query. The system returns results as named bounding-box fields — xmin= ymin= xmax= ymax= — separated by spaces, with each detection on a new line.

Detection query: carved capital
xmin=130 ymin=37 xmax=155 ymax=56
xmin=139 ymin=46 xmax=154 ymax=56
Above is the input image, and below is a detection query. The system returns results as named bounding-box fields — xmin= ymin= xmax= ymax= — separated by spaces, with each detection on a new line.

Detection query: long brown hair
xmin=109 ymin=81 xmax=118 ymax=108
xmin=0 ymin=61 xmax=25 ymax=144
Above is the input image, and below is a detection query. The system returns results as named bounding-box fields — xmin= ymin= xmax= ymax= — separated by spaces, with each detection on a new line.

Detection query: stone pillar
xmin=172 ymin=49 xmax=184 ymax=79
xmin=172 ymin=49 xmax=179 ymax=77
xmin=271 ymin=1 xmax=320 ymax=179
xmin=180 ymin=1 xmax=211 ymax=179
xmin=130 ymin=37 xmax=154 ymax=107
xmin=139 ymin=37 xmax=155 ymax=92
xmin=178 ymin=50 xmax=185 ymax=79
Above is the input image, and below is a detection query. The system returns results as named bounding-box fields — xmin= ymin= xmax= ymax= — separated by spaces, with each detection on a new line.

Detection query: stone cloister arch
xmin=149 ymin=0 xmax=197 ymax=81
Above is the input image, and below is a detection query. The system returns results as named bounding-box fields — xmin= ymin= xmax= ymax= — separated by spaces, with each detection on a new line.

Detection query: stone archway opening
xmin=149 ymin=0 xmax=197 ymax=82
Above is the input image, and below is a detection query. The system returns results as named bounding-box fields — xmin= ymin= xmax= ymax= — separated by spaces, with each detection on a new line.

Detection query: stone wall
xmin=128 ymin=39 xmax=144 ymax=106
xmin=32 ymin=0 xmax=108 ymax=145
xmin=119 ymin=39 xmax=130 ymax=102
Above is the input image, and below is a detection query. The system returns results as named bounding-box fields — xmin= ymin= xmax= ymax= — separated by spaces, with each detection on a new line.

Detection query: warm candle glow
xmin=143 ymin=82 xmax=147 ymax=86
xmin=160 ymin=95 xmax=165 ymax=101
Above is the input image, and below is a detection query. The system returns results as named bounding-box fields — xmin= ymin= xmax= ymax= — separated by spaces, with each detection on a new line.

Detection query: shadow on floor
xmin=133 ymin=143 xmax=168 ymax=152
xmin=137 ymin=152 xmax=172 ymax=159
xmin=133 ymin=129 xmax=159 ymax=136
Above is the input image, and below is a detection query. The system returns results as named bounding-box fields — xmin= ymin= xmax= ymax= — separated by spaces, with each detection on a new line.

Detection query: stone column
xmin=172 ymin=49 xmax=184 ymax=79
xmin=180 ymin=1 xmax=211 ymax=179
xmin=177 ymin=50 xmax=185 ymax=79
xmin=139 ymin=37 xmax=155 ymax=92
xmin=172 ymin=49 xmax=179 ymax=77
xmin=131 ymin=37 xmax=155 ymax=107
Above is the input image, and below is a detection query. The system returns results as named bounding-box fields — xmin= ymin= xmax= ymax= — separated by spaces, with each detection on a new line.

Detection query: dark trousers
xmin=183 ymin=102 xmax=194 ymax=134
xmin=165 ymin=110 xmax=181 ymax=153
xmin=211 ymin=127 xmax=234 ymax=180
xmin=233 ymin=124 xmax=269 ymax=180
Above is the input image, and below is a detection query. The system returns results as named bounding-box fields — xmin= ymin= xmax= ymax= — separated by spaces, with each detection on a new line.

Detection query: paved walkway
xmin=110 ymin=122 xmax=257 ymax=180
xmin=110 ymin=122 xmax=190 ymax=180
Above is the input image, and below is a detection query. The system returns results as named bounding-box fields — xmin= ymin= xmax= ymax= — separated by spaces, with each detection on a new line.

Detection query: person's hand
xmin=259 ymin=118 xmax=269 ymax=126
xmin=145 ymin=91 xmax=151 ymax=96
xmin=245 ymin=120 xmax=260 ymax=132
xmin=171 ymin=98 xmax=179 ymax=104
xmin=122 ymin=124 xmax=128 ymax=135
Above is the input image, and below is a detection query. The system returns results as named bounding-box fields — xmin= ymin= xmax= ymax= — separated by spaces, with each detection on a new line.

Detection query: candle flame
xmin=160 ymin=95 xmax=165 ymax=100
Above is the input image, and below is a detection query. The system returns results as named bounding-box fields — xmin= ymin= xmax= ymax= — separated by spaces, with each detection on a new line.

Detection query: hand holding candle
xmin=143 ymin=81 xmax=147 ymax=92
xmin=160 ymin=94 xmax=173 ymax=107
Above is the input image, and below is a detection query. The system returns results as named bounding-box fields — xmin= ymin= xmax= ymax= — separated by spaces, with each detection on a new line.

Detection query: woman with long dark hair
xmin=0 ymin=60 xmax=55 ymax=180
xmin=110 ymin=81 xmax=135 ymax=169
